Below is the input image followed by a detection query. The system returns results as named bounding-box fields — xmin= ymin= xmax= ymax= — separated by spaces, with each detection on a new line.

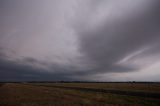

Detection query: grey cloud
xmin=0 ymin=55 xmax=76 ymax=81
xmin=0 ymin=50 xmax=89 ymax=81
xmin=1 ymin=0 xmax=160 ymax=81
xmin=74 ymin=0 xmax=160 ymax=74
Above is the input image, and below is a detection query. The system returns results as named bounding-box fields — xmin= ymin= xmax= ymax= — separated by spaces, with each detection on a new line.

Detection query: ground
xmin=0 ymin=83 xmax=160 ymax=106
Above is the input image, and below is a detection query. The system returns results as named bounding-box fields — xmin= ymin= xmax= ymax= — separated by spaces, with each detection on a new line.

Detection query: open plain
xmin=0 ymin=83 xmax=160 ymax=106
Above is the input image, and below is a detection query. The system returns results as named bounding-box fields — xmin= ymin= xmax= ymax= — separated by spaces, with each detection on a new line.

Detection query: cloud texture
xmin=1 ymin=0 xmax=160 ymax=81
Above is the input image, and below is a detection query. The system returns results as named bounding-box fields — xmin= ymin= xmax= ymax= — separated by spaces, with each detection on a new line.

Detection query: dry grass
xmin=37 ymin=82 xmax=160 ymax=93
xmin=0 ymin=83 xmax=160 ymax=106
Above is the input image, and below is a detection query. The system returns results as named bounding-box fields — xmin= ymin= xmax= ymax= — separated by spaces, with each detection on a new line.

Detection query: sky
xmin=0 ymin=0 xmax=160 ymax=81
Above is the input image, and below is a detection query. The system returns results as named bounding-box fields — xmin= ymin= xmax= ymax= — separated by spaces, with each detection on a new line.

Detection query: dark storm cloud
xmin=0 ymin=49 xmax=89 ymax=81
xmin=1 ymin=0 xmax=160 ymax=81
xmin=0 ymin=54 xmax=76 ymax=81
xmin=74 ymin=0 xmax=160 ymax=74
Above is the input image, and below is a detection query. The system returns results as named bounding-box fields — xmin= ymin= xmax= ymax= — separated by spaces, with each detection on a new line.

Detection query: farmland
xmin=0 ymin=82 xmax=160 ymax=106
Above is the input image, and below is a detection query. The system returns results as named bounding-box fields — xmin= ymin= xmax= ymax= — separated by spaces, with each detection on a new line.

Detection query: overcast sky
xmin=1 ymin=0 xmax=160 ymax=81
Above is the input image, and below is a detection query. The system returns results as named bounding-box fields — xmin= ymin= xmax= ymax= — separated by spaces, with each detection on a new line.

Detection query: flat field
xmin=0 ymin=83 xmax=160 ymax=106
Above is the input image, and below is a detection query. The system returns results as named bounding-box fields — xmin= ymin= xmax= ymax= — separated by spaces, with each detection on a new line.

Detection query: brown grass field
xmin=0 ymin=83 xmax=160 ymax=106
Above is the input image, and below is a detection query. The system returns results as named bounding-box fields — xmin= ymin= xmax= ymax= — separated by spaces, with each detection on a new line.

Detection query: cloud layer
xmin=1 ymin=0 xmax=160 ymax=81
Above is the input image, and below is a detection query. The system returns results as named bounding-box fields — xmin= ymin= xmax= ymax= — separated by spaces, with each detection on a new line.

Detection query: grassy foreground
xmin=0 ymin=83 xmax=160 ymax=106
xmin=34 ymin=82 xmax=160 ymax=93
